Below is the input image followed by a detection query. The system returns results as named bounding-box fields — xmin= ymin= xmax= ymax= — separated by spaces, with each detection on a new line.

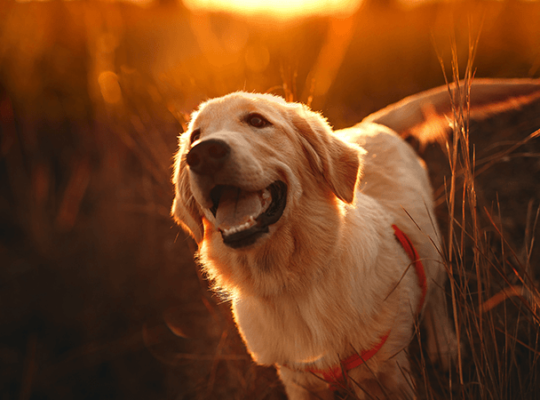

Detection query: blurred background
xmin=1 ymin=0 xmax=540 ymax=399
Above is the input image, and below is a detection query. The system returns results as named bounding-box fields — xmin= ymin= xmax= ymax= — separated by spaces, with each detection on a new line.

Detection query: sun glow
xmin=183 ymin=0 xmax=363 ymax=19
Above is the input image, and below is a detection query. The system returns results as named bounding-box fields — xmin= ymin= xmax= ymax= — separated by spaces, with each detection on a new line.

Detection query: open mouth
xmin=208 ymin=181 xmax=287 ymax=249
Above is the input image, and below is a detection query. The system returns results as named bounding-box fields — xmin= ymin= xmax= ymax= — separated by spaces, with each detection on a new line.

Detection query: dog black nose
xmin=186 ymin=139 xmax=231 ymax=176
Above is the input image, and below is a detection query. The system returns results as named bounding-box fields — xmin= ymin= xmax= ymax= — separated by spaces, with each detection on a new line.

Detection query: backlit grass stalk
xmin=434 ymin=29 xmax=540 ymax=399
xmin=437 ymin=33 xmax=481 ymax=386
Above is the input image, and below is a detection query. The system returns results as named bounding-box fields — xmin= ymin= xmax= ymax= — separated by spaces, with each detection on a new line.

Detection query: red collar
xmin=306 ymin=225 xmax=427 ymax=390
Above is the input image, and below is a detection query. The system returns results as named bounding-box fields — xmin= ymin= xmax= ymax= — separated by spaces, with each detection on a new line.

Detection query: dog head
xmin=172 ymin=92 xmax=361 ymax=244
xmin=172 ymin=92 xmax=363 ymax=294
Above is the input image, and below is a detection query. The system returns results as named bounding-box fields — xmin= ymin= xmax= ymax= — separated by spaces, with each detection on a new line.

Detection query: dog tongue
xmin=215 ymin=187 xmax=267 ymax=231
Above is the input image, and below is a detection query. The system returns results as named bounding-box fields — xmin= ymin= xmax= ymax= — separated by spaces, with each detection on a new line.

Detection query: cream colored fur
xmin=171 ymin=81 xmax=540 ymax=399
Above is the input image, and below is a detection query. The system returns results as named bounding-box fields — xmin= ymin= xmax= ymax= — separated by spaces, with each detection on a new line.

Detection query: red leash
xmin=306 ymin=225 xmax=427 ymax=390
xmin=307 ymin=332 xmax=390 ymax=390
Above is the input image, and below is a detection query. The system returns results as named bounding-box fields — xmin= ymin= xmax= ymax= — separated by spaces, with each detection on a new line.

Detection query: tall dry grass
xmin=404 ymin=44 xmax=540 ymax=400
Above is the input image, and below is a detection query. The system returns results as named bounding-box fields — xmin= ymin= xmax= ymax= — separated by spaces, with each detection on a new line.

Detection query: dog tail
xmin=362 ymin=78 xmax=540 ymax=146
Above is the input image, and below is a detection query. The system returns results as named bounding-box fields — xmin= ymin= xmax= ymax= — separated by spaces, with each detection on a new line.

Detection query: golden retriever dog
xmin=171 ymin=79 xmax=540 ymax=399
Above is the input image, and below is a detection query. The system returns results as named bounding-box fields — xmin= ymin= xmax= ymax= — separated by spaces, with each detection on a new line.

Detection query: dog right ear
xmin=289 ymin=105 xmax=362 ymax=204
xmin=171 ymin=144 xmax=204 ymax=245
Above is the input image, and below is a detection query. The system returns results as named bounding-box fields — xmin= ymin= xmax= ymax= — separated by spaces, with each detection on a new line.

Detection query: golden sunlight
xmin=183 ymin=0 xmax=363 ymax=19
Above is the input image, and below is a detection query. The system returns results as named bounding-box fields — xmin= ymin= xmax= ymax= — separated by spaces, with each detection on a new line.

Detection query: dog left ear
xmin=290 ymin=106 xmax=362 ymax=204
xmin=171 ymin=150 xmax=204 ymax=244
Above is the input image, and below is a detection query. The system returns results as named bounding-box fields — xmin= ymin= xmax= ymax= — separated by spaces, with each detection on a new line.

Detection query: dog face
xmin=172 ymin=92 xmax=362 ymax=294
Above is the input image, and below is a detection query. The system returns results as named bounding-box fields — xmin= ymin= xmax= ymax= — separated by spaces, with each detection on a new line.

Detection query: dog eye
xmin=190 ymin=128 xmax=201 ymax=145
xmin=246 ymin=113 xmax=270 ymax=128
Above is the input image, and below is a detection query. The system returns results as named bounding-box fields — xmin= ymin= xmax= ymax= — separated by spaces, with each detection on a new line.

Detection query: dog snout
xmin=186 ymin=139 xmax=231 ymax=176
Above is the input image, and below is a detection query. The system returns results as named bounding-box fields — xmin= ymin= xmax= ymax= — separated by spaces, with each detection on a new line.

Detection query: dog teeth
xmin=221 ymin=216 xmax=256 ymax=236
xmin=260 ymin=188 xmax=271 ymax=210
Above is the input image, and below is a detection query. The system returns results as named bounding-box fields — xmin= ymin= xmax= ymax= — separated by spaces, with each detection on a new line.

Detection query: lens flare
xmin=183 ymin=0 xmax=363 ymax=19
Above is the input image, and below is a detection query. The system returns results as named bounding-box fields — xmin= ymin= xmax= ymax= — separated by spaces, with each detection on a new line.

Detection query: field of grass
xmin=1 ymin=0 xmax=539 ymax=399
